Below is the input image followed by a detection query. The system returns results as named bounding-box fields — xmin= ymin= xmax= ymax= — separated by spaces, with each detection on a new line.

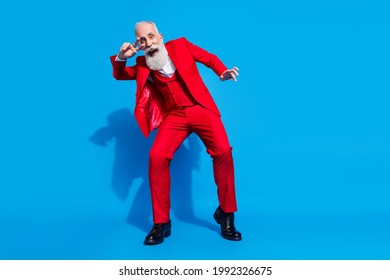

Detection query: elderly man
xmin=110 ymin=21 xmax=242 ymax=245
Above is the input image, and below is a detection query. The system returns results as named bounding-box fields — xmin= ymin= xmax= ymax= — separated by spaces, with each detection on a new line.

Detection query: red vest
xmin=151 ymin=70 xmax=197 ymax=113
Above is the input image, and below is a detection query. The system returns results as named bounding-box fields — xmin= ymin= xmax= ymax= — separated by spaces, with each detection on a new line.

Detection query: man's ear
xmin=160 ymin=33 xmax=163 ymax=42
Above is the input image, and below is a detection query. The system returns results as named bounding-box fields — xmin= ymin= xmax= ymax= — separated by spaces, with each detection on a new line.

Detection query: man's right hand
xmin=117 ymin=39 xmax=140 ymax=60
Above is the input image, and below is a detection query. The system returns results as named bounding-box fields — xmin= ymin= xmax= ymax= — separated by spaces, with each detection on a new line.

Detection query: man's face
xmin=135 ymin=23 xmax=163 ymax=57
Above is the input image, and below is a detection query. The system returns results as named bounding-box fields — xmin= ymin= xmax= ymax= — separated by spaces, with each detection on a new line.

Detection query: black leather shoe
xmin=214 ymin=206 xmax=242 ymax=241
xmin=144 ymin=220 xmax=171 ymax=245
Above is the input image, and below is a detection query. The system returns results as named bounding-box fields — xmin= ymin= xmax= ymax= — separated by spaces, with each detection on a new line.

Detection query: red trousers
xmin=148 ymin=105 xmax=237 ymax=223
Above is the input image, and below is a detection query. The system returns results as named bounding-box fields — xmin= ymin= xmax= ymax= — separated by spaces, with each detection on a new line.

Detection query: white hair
xmin=135 ymin=21 xmax=160 ymax=35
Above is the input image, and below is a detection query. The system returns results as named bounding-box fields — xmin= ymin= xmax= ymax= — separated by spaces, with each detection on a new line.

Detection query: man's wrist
xmin=116 ymin=54 xmax=127 ymax=61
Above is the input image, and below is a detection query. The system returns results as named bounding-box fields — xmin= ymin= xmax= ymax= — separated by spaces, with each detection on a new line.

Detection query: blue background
xmin=1 ymin=0 xmax=389 ymax=259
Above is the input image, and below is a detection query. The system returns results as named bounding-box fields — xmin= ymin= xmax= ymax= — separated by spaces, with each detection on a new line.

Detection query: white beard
xmin=144 ymin=43 xmax=169 ymax=70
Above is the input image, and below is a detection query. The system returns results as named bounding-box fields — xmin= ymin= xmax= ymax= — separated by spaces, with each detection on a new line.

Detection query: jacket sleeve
xmin=110 ymin=55 xmax=137 ymax=80
xmin=183 ymin=38 xmax=228 ymax=77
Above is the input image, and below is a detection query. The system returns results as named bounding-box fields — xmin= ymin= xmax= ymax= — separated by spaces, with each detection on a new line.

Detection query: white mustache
xmin=144 ymin=46 xmax=158 ymax=56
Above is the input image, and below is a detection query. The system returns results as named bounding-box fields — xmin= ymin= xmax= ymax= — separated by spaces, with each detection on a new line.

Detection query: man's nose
xmin=146 ymin=39 xmax=152 ymax=47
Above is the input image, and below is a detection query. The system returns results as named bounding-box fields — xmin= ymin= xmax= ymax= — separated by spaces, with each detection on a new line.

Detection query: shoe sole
xmin=143 ymin=230 xmax=171 ymax=245
xmin=221 ymin=235 xmax=242 ymax=241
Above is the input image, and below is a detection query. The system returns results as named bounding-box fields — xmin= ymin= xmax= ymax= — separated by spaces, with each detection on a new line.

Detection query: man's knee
xmin=209 ymin=146 xmax=233 ymax=159
xmin=149 ymin=148 xmax=173 ymax=164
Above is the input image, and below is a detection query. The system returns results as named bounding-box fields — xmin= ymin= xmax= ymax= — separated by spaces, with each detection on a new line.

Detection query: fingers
xmin=138 ymin=41 xmax=146 ymax=50
xmin=133 ymin=38 xmax=140 ymax=48
xmin=119 ymin=40 xmax=141 ymax=59
xmin=230 ymin=72 xmax=237 ymax=82
xmin=132 ymin=38 xmax=141 ymax=51
xmin=220 ymin=67 xmax=240 ymax=82
xmin=120 ymin=42 xmax=132 ymax=53
xmin=231 ymin=67 xmax=239 ymax=77
xmin=229 ymin=67 xmax=239 ymax=81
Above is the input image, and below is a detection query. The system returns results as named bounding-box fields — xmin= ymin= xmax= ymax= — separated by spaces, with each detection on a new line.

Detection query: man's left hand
xmin=220 ymin=67 xmax=239 ymax=82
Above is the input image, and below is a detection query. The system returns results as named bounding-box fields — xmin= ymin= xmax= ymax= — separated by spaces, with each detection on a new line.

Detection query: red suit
xmin=111 ymin=37 xmax=237 ymax=223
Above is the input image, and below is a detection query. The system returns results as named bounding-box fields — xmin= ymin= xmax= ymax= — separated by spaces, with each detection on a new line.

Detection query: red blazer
xmin=110 ymin=37 xmax=228 ymax=137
